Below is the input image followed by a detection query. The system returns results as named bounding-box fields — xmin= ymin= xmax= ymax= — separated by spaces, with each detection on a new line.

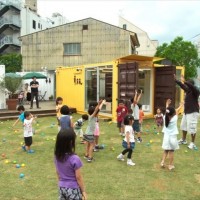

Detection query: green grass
xmin=0 ymin=115 xmax=200 ymax=200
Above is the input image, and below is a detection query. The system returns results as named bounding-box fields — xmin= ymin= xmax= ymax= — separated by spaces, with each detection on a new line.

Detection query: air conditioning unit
xmin=142 ymin=105 xmax=150 ymax=112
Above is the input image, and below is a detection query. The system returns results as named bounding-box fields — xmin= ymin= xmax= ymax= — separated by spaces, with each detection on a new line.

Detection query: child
xmin=161 ymin=99 xmax=183 ymax=170
xmin=22 ymin=111 xmax=35 ymax=153
xmin=131 ymin=89 xmax=142 ymax=143
xmin=154 ymin=108 xmax=164 ymax=134
xmin=117 ymin=115 xmax=136 ymax=166
xmin=74 ymin=114 xmax=89 ymax=143
xmin=54 ymin=128 xmax=87 ymax=200
xmin=56 ymin=97 xmax=63 ymax=130
xmin=59 ymin=105 xmax=73 ymax=130
xmin=92 ymin=100 xmax=106 ymax=152
xmin=83 ymin=100 xmax=103 ymax=162
xmin=116 ymin=100 xmax=128 ymax=136
xmin=138 ymin=103 xmax=144 ymax=133
xmin=12 ymin=105 xmax=25 ymax=127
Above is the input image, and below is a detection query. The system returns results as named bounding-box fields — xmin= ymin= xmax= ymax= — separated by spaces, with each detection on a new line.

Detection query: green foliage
xmin=0 ymin=53 xmax=22 ymax=73
xmin=0 ymin=76 xmax=22 ymax=98
xmin=155 ymin=36 xmax=200 ymax=79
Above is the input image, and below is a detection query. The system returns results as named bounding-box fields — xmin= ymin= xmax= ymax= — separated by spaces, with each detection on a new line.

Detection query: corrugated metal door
xmin=154 ymin=66 xmax=176 ymax=113
xmin=118 ymin=62 xmax=138 ymax=109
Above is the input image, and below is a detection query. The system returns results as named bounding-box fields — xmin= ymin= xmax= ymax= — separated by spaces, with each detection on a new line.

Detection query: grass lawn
xmin=0 ymin=114 xmax=200 ymax=200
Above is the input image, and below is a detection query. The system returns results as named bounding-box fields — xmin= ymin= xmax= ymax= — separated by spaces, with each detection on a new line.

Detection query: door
xmin=154 ymin=66 xmax=176 ymax=114
xmin=118 ymin=62 xmax=138 ymax=109
xmin=85 ymin=68 xmax=97 ymax=109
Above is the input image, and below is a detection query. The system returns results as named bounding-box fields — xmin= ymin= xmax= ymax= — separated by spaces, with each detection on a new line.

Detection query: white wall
xmin=119 ymin=16 xmax=158 ymax=56
xmin=0 ymin=65 xmax=6 ymax=109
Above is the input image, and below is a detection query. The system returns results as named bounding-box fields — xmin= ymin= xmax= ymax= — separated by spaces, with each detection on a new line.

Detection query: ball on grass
xmin=150 ymin=140 xmax=153 ymax=143
xmin=4 ymin=160 xmax=9 ymax=164
xmin=19 ymin=173 xmax=25 ymax=178
xmin=16 ymin=164 xmax=21 ymax=168
xmin=1 ymin=153 xmax=6 ymax=158
xmin=21 ymin=163 xmax=25 ymax=167
xmin=2 ymin=138 xmax=6 ymax=142
xmin=185 ymin=150 xmax=188 ymax=153
xmin=13 ymin=160 xmax=17 ymax=164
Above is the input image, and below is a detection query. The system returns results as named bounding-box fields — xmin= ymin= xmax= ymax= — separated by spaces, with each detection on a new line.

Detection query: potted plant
xmin=49 ymin=95 xmax=54 ymax=101
xmin=0 ymin=76 xmax=22 ymax=110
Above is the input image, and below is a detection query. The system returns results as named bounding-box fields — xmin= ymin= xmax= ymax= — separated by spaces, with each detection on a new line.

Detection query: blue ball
xmin=19 ymin=173 xmax=25 ymax=178
xmin=16 ymin=164 xmax=20 ymax=168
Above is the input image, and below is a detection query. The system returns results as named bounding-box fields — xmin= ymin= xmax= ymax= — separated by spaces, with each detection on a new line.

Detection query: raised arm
xmin=174 ymin=74 xmax=188 ymax=92
xmin=137 ymin=89 xmax=142 ymax=103
xmin=91 ymin=100 xmax=103 ymax=117
xmin=176 ymin=102 xmax=184 ymax=115
xmin=166 ymin=99 xmax=171 ymax=108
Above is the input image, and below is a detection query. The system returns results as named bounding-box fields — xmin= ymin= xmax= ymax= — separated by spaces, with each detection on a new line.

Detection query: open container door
xmin=118 ymin=62 xmax=138 ymax=110
xmin=154 ymin=66 xmax=176 ymax=113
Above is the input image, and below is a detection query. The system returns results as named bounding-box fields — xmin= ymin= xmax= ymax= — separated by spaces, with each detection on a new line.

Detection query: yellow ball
xmin=37 ymin=124 xmax=39 ymax=126
xmin=5 ymin=160 xmax=9 ymax=164
xmin=14 ymin=131 xmax=17 ymax=133
xmin=21 ymin=163 xmax=25 ymax=167
xmin=150 ymin=140 xmax=153 ymax=143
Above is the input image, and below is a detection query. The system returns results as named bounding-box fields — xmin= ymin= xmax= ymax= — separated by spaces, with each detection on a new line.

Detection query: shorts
xmin=59 ymin=187 xmax=82 ymax=200
xmin=94 ymin=122 xmax=100 ymax=136
xmin=133 ymin=120 xmax=140 ymax=133
xmin=74 ymin=129 xmax=83 ymax=137
xmin=122 ymin=140 xmax=135 ymax=149
xmin=83 ymin=134 xmax=94 ymax=143
xmin=180 ymin=112 xmax=199 ymax=134
xmin=24 ymin=136 xmax=32 ymax=146
xmin=117 ymin=121 xmax=124 ymax=128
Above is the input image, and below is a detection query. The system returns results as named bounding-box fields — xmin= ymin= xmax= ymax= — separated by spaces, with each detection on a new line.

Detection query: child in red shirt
xmin=116 ymin=100 xmax=128 ymax=136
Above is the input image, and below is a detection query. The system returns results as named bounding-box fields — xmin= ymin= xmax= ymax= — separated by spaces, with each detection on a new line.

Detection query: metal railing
xmin=0 ymin=17 xmax=21 ymax=29
xmin=0 ymin=0 xmax=21 ymax=11
xmin=0 ymin=35 xmax=20 ymax=49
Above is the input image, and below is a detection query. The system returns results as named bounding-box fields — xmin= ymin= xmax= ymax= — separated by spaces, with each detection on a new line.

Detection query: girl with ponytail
xmin=160 ymin=99 xmax=183 ymax=170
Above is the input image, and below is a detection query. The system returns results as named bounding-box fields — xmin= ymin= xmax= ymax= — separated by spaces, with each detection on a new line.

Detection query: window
xmin=38 ymin=23 xmax=40 ymax=29
xmin=32 ymin=20 xmax=36 ymax=29
xmin=123 ymin=24 xmax=127 ymax=30
xmin=82 ymin=25 xmax=88 ymax=30
xmin=63 ymin=43 xmax=81 ymax=55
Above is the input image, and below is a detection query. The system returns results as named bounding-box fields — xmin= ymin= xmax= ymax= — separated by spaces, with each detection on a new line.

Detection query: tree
xmin=0 ymin=53 xmax=22 ymax=73
xmin=155 ymin=36 xmax=200 ymax=79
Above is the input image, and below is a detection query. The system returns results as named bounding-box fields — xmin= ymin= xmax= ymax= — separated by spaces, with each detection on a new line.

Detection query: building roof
xmin=118 ymin=54 xmax=164 ymax=62
xmin=19 ymin=17 xmax=140 ymax=46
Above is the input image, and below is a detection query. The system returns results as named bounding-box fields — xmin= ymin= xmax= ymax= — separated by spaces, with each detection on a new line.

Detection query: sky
xmin=37 ymin=0 xmax=200 ymax=44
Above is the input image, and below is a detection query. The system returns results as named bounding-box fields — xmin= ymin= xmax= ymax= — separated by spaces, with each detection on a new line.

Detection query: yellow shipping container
xmin=56 ymin=55 xmax=184 ymax=121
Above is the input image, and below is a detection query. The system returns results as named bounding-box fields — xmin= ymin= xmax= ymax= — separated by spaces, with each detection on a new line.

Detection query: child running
xmin=22 ymin=111 xmax=35 ymax=153
xmin=154 ymin=108 xmax=164 ymax=134
xmin=131 ymin=89 xmax=142 ymax=143
xmin=161 ymin=99 xmax=183 ymax=170
xmin=116 ymin=100 xmax=128 ymax=136
xmin=56 ymin=97 xmax=63 ymax=131
xmin=59 ymin=105 xmax=73 ymax=130
xmin=138 ymin=103 xmax=144 ymax=134
xmin=83 ymin=100 xmax=103 ymax=162
xmin=12 ymin=105 xmax=25 ymax=127
xmin=74 ymin=114 xmax=89 ymax=143
xmin=54 ymin=128 xmax=87 ymax=200
xmin=117 ymin=115 xmax=136 ymax=166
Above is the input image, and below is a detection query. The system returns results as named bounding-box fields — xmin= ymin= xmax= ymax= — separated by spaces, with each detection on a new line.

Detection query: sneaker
xmin=117 ymin=154 xmax=124 ymax=161
xmin=87 ymin=157 xmax=94 ymax=162
xmin=127 ymin=159 xmax=135 ymax=166
xmin=178 ymin=138 xmax=187 ymax=145
xmin=37 ymin=107 xmax=41 ymax=109
xmin=137 ymin=138 xmax=142 ymax=143
xmin=22 ymin=145 xmax=26 ymax=151
xmin=188 ymin=142 xmax=196 ymax=150
xmin=168 ymin=165 xmax=175 ymax=170
xmin=27 ymin=149 xmax=34 ymax=153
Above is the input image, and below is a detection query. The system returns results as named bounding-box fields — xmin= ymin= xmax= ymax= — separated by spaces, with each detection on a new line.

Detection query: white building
xmin=118 ymin=16 xmax=158 ymax=56
xmin=0 ymin=0 xmax=68 ymax=54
